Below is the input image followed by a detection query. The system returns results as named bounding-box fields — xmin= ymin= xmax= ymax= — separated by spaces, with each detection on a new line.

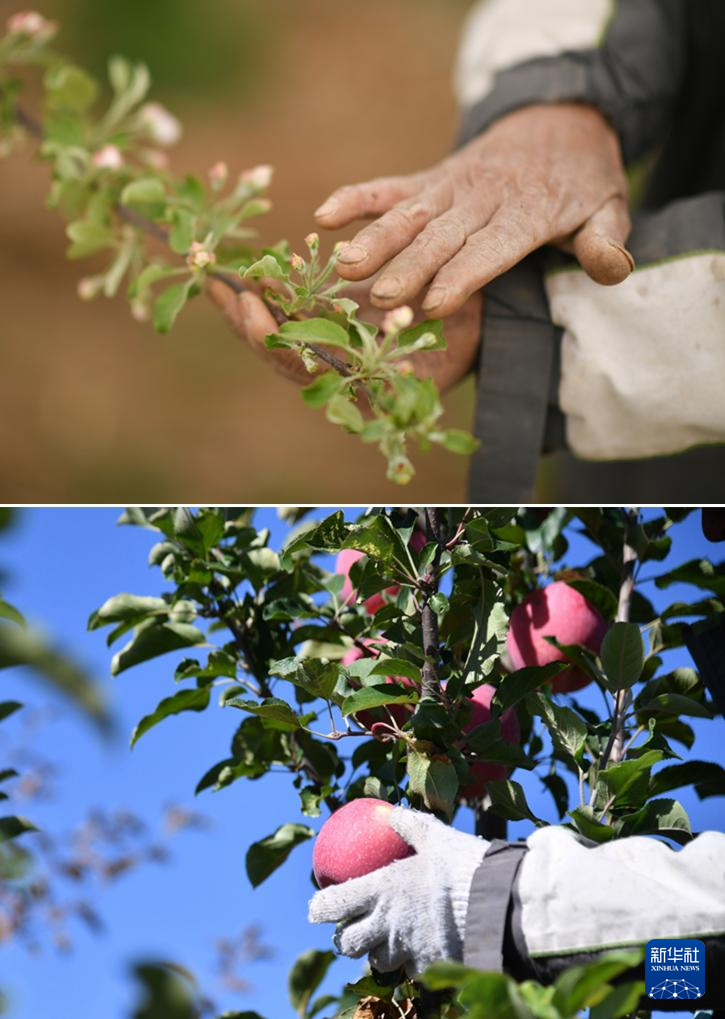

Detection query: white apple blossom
xmin=208 ymin=161 xmax=228 ymax=188
xmin=92 ymin=144 xmax=124 ymax=170
xmin=138 ymin=102 xmax=182 ymax=147
xmin=186 ymin=241 xmax=216 ymax=270
xmin=383 ymin=305 xmax=414 ymax=335
xmin=241 ymin=164 xmax=273 ymax=190
xmin=77 ymin=276 xmax=103 ymax=301
xmin=7 ymin=11 xmax=57 ymax=41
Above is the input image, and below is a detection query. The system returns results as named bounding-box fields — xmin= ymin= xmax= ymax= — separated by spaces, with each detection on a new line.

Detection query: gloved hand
xmin=308 ymin=807 xmax=489 ymax=977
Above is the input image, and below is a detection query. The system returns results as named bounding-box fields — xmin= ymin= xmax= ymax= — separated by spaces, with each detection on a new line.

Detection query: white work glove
xmin=308 ymin=807 xmax=489 ymax=977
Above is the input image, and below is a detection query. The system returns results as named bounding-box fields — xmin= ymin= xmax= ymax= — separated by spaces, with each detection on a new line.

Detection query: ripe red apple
xmin=506 ymin=581 xmax=608 ymax=693
xmin=342 ymin=640 xmax=416 ymax=730
xmin=460 ymin=683 xmax=520 ymax=799
xmin=336 ymin=529 xmax=426 ymax=615
xmin=313 ymin=798 xmax=414 ymax=888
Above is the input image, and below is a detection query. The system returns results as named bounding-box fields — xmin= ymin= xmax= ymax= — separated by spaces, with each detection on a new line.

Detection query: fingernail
xmin=608 ymin=240 xmax=635 ymax=274
xmin=337 ymin=243 xmax=368 ymax=265
xmin=423 ymin=286 xmax=447 ymax=310
xmin=372 ymin=276 xmax=403 ymax=301
xmin=315 ymin=199 xmax=338 ymax=218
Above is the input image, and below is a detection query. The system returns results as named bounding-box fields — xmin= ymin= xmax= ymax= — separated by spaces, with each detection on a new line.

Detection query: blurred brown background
xmin=0 ymin=0 xmax=478 ymax=503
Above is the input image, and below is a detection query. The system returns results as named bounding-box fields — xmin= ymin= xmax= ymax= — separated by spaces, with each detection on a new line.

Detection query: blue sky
xmin=0 ymin=507 xmax=723 ymax=1019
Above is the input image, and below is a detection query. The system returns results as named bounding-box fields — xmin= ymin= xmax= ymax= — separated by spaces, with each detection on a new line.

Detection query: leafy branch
xmin=0 ymin=11 xmax=479 ymax=483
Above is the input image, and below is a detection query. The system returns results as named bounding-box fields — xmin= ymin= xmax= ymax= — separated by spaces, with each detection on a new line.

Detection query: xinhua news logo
xmin=645 ymin=939 xmax=706 ymax=1001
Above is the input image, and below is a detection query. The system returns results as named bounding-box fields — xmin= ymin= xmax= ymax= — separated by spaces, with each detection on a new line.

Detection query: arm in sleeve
xmin=464 ymin=828 xmax=725 ymax=1009
xmin=454 ymin=0 xmax=689 ymax=164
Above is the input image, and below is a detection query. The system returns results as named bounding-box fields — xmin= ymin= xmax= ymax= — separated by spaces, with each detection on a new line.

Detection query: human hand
xmin=308 ymin=807 xmax=488 ymax=977
xmin=315 ymin=103 xmax=633 ymax=317
xmin=207 ymin=277 xmax=482 ymax=394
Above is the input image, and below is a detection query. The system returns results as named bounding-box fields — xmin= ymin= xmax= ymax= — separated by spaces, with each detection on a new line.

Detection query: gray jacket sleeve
xmin=464 ymin=828 xmax=725 ymax=1010
xmin=455 ymin=0 xmax=689 ymax=163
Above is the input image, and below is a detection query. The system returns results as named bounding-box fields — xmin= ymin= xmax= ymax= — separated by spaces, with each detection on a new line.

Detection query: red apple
xmin=335 ymin=529 xmax=427 ymax=615
xmin=342 ymin=640 xmax=416 ymax=730
xmin=507 ymin=581 xmax=607 ymax=693
xmin=313 ymin=798 xmax=414 ymax=888
xmin=460 ymin=683 xmax=520 ymax=799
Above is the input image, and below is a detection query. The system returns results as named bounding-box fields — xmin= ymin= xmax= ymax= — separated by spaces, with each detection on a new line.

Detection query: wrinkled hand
xmin=314 ymin=103 xmax=633 ymax=317
xmin=207 ymin=277 xmax=482 ymax=393
xmin=308 ymin=808 xmax=488 ymax=977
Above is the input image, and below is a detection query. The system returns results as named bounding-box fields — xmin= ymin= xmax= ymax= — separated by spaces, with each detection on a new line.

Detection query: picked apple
xmin=312 ymin=798 xmax=414 ymax=888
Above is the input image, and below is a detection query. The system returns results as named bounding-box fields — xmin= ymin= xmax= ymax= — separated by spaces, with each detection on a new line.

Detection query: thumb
xmin=389 ymin=806 xmax=448 ymax=849
xmin=572 ymin=194 xmax=634 ymax=286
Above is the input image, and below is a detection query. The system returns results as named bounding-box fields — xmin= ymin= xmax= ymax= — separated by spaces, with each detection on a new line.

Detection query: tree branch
xmin=13 ymin=102 xmax=353 ymax=379
xmin=419 ymin=509 xmax=445 ymax=701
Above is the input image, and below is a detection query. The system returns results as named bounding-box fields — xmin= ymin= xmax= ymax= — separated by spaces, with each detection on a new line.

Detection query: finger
xmin=422 ymin=204 xmax=545 ymax=317
xmin=308 ymin=872 xmax=383 ymax=925
xmin=336 ymin=187 xmax=450 ymax=282
xmin=334 ymin=910 xmax=385 ymax=959
xmin=207 ymin=279 xmax=279 ymax=353
xmin=315 ymin=175 xmax=422 ymax=229
xmin=369 ymin=208 xmax=471 ymax=307
xmin=389 ymin=806 xmax=446 ymax=849
xmin=572 ymin=195 xmax=634 ymax=286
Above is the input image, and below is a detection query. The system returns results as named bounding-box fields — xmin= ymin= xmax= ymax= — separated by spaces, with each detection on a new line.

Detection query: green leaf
xmin=0 ymin=599 xmax=25 ymax=627
xmin=369 ymin=659 xmax=421 ymax=683
xmin=88 ymin=594 xmax=169 ymax=631
xmin=288 ymin=949 xmax=336 ymax=1017
xmin=407 ymin=748 xmax=458 ymax=818
xmin=397 ymin=319 xmax=445 ymax=350
xmin=154 ymin=279 xmax=194 ymax=333
xmin=493 ymin=663 xmax=567 ymax=711
xmin=225 ymin=697 xmax=300 ymax=732
xmin=66 ymin=219 xmax=115 ymax=258
xmin=301 ymin=372 xmax=343 ymax=409
xmin=0 ymin=624 xmax=108 ymax=728
xmin=326 ymin=395 xmax=364 ymax=433
xmin=169 ymin=208 xmax=196 ymax=254
xmin=111 ymin=620 xmax=206 ymax=675
xmin=342 ymin=685 xmax=417 ymax=718
xmin=0 ymin=815 xmax=38 ymax=842
xmin=130 ymin=961 xmax=197 ymax=1019
xmin=121 ymin=178 xmax=167 ymax=205
xmin=278 ymin=318 xmax=350 ymax=348
xmin=44 ymin=64 xmax=98 ymax=112
xmin=0 ymin=701 xmax=22 ymax=723
xmin=534 ymin=692 xmax=587 ymax=761
xmin=246 ymin=823 xmax=313 ymax=888
xmin=566 ymin=579 xmax=618 ymax=621
xmin=485 ymin=779 xmax=545 ymax=825
xmin=649 ymin=760 xmax=725 ymax=799
xmin=617 ymin=797 xmax=692 ymax=843
xmin=568 ymin=806 xmax=618 ymax=843
xmin=638 ymin=692 xmax=713 ymax=719
xmin=417 ymin=960 xmax=477 ymax=991
xmin=130 ymin=687 xmax=211 ymax=747
xmin=553 ymin=950 xmax=644 ymax=1015
xmin=243 ymin=255 xmax=286 ymax=281
xmin=597 ymin=749 xmax=664 ymax=809
xmin=600 ymin=622 xmax=644 ymax=690
xmin=438 ymin=429 xmax=480 ymax=455
xmin=590 ymin=982 xmax=646 ymax=1019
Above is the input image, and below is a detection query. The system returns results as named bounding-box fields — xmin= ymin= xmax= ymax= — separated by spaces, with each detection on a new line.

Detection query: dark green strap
xmin=468 ymin=256 xmax=559 ymax=502
xmin=464 ymin=840 xmax=528 ymax=973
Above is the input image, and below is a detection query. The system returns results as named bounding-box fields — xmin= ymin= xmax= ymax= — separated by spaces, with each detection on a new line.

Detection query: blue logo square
xmin=646 ymin=939 xmax=706 ymax=1000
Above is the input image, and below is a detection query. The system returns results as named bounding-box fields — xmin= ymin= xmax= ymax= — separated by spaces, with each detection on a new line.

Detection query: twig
xmin=419 ymin=509 xmax=445 ymax=701
xmin=13 ymin=102 xmax=353 ymax=379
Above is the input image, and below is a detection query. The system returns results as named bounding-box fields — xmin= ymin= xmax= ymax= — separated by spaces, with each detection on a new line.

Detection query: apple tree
xmin=90 ymin=507 xmax=724 ymax=1019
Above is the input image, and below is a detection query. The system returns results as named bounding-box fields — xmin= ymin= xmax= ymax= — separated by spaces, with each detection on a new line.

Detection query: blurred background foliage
xmin=0 ymin=0 xmax=477 ymax=503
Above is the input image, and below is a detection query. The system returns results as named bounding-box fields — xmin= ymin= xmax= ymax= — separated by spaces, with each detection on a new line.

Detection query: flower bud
xmin=77 ymin=276 xmax=103 ymax=301
xmin=208 ymin=161 xmax=228 ymax=188
xmin=398 ymin=360 xmax=415 ymax=377
xmin=92 ymin=144 xmax=124 ymax=170
xmin=130 ymin=301 xmax=149 ymax=322
xmin=241 ymin=164 xmax=273 ymax=190
xmin=290 ymin=253 xmax=305 ymax=272
xmin=186 ymin=241 xmax=216 ymax=270
xmin=139 ymin=102 xmax=182 ymax=147
xmin=382 ymin=305 xmax=414 ymax=335
xmin=142 ymin=149 xmax=169 ymax=171
xmin=388 ymin=454 xmax=415 ymax=485
xmin=304 ymin=232 xmax=319 ymax=253
xmin=7 ymin=11 xmax=57 ymax=41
